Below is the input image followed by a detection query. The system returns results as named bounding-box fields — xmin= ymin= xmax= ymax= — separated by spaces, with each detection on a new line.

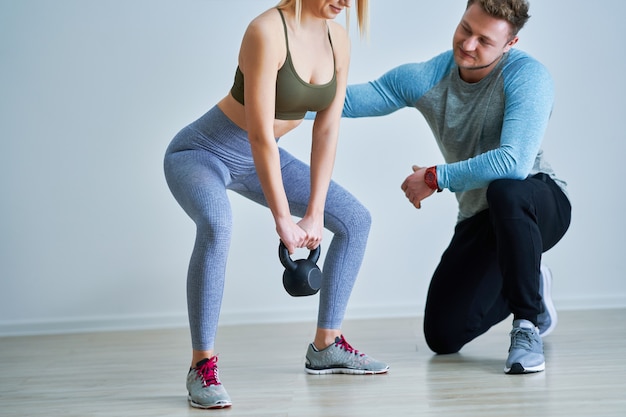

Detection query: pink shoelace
xmin=335 ymin=335 xmax=365 ymax=357
xmin=195 ymin=356 xmax=222 ymax=387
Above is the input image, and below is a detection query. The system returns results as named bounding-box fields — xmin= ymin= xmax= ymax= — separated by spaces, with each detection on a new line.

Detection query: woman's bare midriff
xmin=217 ymin=95 xmax=303 ymax=138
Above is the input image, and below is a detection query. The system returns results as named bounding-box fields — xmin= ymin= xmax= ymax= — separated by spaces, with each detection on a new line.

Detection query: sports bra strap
xmin=277 ymin=8 xmax=333 ymax=59
xmin=277 ymin=8 xmax=290 ymax=53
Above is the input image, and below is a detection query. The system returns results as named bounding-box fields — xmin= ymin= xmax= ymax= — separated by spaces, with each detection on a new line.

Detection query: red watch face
xmin=425 ymin=170 xmax=437 ymax=190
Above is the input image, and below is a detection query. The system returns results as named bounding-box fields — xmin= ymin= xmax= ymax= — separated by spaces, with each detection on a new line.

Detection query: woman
xmin=164 ymin=0 xmax=388 ymax=409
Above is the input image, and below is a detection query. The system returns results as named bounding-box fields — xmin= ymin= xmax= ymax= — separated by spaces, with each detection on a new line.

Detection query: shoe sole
xmin=539 ymin=265 xmax=558 ymax=337
xmin=305 ymin=366 xmax=389 ymax=375
xmin=504 ymin=362 xmax=545 ymax=374
xmin=188 ymin=395 xmax=232 ymax=409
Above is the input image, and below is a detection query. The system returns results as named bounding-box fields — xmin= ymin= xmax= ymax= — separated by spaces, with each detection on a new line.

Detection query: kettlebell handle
xmin=278 ymin=241 xmax=321 ymax=271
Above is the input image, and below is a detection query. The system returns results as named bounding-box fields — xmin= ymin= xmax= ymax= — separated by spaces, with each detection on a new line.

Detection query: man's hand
xmin=401 ymin=165 xmax=436 ymax=209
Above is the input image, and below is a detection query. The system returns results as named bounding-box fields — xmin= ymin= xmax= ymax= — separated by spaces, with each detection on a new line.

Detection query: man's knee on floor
xmin=424 ymin=322 xmax=464 ymax=355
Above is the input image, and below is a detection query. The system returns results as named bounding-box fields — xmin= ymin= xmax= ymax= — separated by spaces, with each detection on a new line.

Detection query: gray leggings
xmin=164 ymin=106 xmax=371 ymax=351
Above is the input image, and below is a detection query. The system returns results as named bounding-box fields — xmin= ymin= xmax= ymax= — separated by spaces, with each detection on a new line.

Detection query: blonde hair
xmin=276 ymin=0 xmax=370 ymax=38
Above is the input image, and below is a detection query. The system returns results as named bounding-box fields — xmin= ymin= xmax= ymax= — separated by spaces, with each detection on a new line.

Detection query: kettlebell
xmin=278 ymin=241 xmax=322 ymax=297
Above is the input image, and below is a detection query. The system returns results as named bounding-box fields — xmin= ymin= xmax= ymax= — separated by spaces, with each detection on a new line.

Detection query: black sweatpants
xmin=423 ymin=173 xmax=571 ymax=354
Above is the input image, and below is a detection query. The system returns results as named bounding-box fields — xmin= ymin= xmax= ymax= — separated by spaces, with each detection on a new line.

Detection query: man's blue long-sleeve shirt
xmin=342 ymin=49 xmax=567 ymax=221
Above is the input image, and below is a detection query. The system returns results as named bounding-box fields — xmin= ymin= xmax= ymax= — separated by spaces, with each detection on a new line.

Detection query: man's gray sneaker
xmin=186 ymin=356 xmax=232 ymax=409
xmin=537 ymin=264 xmax=557 ymax=337
xmin=504 ymin=319 xmax=545 ymax=374
xmin=305 ymin=335 xmax=389 ymax=375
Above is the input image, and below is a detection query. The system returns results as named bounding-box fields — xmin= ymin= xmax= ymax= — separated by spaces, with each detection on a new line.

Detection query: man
xmin=342 ymin=0 xmax=571 ymax=374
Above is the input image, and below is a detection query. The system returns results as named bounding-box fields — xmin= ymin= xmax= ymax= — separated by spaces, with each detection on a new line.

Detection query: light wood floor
xmin=1 ymin=308 xmax=625 ymax=417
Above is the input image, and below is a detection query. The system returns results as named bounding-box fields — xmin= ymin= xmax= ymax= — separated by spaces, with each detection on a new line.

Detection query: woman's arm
xmin=240 ymin=13 xmax=308 ymax=253
xmin=299 ymin=21 xmax=351 ymax=250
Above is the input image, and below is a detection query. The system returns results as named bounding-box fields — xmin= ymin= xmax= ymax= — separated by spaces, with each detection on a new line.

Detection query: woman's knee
xmin=324 ymin=186 xmax=371 ymax=236
xmin=195 ymin=212 xmax=232 ymax=240
xmin=336 ymin=202 xmax=372 ymax=238
xmin=350 ymin=203 xmax=372 ymax=232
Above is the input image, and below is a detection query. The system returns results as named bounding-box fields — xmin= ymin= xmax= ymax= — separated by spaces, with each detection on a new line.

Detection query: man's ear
xmin=504 ymin=36 xmax=519 ymax=52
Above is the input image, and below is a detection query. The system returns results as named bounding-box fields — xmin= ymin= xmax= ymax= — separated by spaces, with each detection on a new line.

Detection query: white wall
xmin=1 ymin=0 xmax=624 ymax=336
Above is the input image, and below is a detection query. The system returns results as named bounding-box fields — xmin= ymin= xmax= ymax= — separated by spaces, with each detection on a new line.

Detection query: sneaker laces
xmin=194 ymin=356 xmax=222 ymax=387
xmin=335 ymin=335 xmax=365 ymax=357
xmin=509 ymin=327 xmax=536 ymax=351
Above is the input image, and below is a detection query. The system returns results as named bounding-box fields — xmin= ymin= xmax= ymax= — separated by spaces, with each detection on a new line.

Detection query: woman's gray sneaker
xmin=305 ymin=335 xmax=389 ymax=375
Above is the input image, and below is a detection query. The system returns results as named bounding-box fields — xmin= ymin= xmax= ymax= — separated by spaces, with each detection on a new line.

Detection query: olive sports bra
xmin=230 ymin=8 xmax=337 ymax=120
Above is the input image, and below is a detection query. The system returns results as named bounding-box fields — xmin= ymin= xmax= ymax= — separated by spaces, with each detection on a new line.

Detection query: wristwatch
xmin=424 ymin=166 xmax=442 ymax=192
